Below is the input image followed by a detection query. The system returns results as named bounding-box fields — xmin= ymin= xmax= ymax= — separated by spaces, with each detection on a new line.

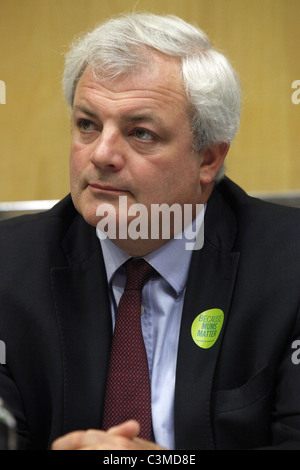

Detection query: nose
xmin=90 ymin=126 xmax=124 ymax=172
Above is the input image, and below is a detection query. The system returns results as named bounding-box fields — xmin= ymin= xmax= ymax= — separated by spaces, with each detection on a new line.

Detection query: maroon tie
xmin=102 ymin=258 xmax=154 ymax=439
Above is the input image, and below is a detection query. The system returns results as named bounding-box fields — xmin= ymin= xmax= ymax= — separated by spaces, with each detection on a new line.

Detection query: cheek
xmin=69 ymin=142 xmax=88 ymax=178
xmin=161 ymin=159 xmax=202 ymax=203
xmin=69 ymin=155 xmax=80 ymax=188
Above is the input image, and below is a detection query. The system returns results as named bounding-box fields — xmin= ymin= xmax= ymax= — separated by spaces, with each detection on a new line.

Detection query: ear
xmin=199 ymin=142 xmax=230 ymax=184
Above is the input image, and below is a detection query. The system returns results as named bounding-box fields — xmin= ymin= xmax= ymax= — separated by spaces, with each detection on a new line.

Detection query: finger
xmin=52 ymin=421 xmax=141 ymax=450
xmin=107 ymin=420 xmax=140 ymax=439
xmin=52 ymin=429 xmax=109 ymax=450
xmin=51 ymin=430 xmax=86 ymax=450
xmin=133 ymin=437 xmax=165 ymax=450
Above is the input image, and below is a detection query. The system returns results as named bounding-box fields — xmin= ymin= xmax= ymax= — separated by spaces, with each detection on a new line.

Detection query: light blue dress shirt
xmin=96 ymin=207 xmax=205 ymax=449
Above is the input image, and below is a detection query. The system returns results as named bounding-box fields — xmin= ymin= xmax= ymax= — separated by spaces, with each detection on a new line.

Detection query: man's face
xmin=69 ymin=54 xmax=209 ymax=253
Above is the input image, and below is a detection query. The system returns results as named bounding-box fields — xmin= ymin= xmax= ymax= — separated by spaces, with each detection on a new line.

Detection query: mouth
xmin=88 ymin=183 xmax=129 ymax=195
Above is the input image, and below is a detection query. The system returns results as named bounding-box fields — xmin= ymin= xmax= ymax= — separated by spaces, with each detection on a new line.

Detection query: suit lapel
xmin=51 ymin=215 xmax=112 ymax=434
xmin=174 ymin=187 xmax=240 ymax=450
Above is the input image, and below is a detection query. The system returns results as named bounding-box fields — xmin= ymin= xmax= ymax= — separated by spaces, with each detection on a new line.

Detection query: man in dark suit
xmin=1 ymin=13 xmax=300 ymax=450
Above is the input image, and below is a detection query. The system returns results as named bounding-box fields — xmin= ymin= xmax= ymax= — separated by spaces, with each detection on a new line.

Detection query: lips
xmin=88 ymin=183 xmax=129 ymax=194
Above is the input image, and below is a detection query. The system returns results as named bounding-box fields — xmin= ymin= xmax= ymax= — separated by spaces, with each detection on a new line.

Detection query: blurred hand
xmin=51 ymin=420 xmax=165 ymax=450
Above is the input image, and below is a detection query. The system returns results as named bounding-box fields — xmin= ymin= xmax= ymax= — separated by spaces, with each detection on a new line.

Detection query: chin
xmin=81 ymin=209 xmax=99 ymax=228
xmin=71 ymin=195 xmax=98 ymax=227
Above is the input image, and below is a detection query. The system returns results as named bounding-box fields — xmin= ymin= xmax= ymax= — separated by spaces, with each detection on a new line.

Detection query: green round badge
xmin=191 ymin=308 xmax=224 ymax=349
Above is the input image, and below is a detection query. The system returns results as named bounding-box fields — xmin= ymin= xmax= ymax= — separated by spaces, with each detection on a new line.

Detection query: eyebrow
xmin=123 ymin=113 xmax=159 ymax=124
xmin=72 ymin=105 xmax=98 ymax=119
xmin=72 ymin=106 xmax=163 ymax=126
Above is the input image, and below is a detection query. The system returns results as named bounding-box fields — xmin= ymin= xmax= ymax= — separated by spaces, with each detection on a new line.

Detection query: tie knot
xmin=124 ymin=258 xmax=155 ymax=291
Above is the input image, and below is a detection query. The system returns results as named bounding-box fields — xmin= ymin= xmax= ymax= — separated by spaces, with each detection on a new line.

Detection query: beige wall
xmin=0 ymin=0 xmax=299 ymax=202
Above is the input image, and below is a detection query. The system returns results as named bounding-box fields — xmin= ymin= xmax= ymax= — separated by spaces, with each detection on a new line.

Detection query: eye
xmin=77 ymin=119 xmax=96 ymax=132
xmin=133 ymin=128 xmax=155 ymax=141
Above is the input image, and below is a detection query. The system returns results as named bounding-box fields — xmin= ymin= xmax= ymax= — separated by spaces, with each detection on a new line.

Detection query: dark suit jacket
xmin=1 ymin=178 xmax=300 ymax=450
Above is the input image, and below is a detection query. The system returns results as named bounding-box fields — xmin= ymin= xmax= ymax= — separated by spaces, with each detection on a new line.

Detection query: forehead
xmin=73 ymin=53 xmax=189 ymax=117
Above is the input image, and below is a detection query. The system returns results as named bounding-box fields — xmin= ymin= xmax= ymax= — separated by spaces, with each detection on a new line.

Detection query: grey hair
xmin=63 ymin=13 xmax=241 ymax=181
